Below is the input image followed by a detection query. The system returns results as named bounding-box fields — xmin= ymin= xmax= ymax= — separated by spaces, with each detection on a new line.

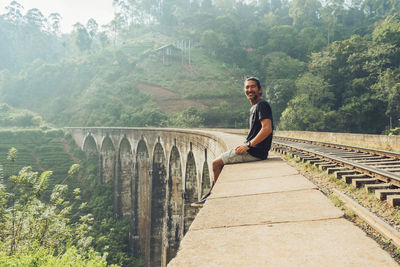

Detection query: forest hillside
xmin=0 ymin=0 xmax=399 ymax=133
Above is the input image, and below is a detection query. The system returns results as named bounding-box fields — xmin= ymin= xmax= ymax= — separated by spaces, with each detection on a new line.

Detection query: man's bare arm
xmin=249 ymin=118 xmax=272 ymax=146
xmin=235 ymin=118 xmax=272 ymax=154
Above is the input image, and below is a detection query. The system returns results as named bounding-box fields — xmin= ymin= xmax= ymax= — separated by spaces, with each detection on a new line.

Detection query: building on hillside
xmin=155 ymin=44 xmax=182 ymax=64
xmin=243 ymin=46 xmax=254 ymax=52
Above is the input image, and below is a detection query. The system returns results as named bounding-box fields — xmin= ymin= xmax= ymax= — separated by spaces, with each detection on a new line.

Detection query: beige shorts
xmin=219 ymin=148 xmax=261 ymax=165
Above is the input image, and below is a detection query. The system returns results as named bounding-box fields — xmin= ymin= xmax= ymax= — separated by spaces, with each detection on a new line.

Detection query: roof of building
xmin=155 ymin=44 xmax=181 ymax=52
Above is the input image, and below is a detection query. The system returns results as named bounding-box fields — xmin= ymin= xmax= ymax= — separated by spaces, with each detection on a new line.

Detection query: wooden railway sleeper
xmin=273 ymin=148 xmax=285 ymax=154
xmin=289 ymin=152 xmax=306 ymax=158
xmin=299 ymin=156 xmax=318 ymax=163
xmin=375 ymin=189 xmax=400 ymax=201
xmin=313 ymin=161 xmax=331 ymax=168
xmin=365 ymin=183 xmax=393 ymax=193
xmin=352 ymin=178 xmax=379 ymax=188
xmin=387 ymin=195 xmax=400 ymax=207
xmin=271 ymin=147 xmax=283 ymax=153
xmin=291 ymin=153 xmax=309 ymax=160
xmin=307 ymin=159 xmax=325 ymax=164
xmin=335 ymin=170 xmax=358 ymax=178
xmin=342 ymin=174 xmax=371 ymax=184
xmin=317 ymin=163 xmax=337 ymax=171
xmin=326 ymin=167 xmax=347 ymax=174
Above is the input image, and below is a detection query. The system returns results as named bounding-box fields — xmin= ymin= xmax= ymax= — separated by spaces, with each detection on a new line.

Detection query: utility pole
xmin=189 ymin=39 xmax=191 ymax=65
xmin=182 ymin=40 xmax=184 ymax=65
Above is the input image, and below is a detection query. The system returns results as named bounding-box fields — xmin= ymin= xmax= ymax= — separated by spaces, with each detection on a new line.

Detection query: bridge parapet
xmin=275 ymin=130 xmax=400 ymax=152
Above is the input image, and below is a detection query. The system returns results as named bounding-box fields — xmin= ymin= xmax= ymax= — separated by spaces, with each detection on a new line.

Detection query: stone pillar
xmin=166 ymin=147 xmax=183 ymax=264
xmin=150 ymin=143 xmax=167 ymax=267
xmin=184 ymin=152 xmax=198 ymax=234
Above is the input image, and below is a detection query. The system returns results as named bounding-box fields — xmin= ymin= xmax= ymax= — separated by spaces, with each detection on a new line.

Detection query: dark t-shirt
xmin=246 ymin=98 xmax=273 ymax=160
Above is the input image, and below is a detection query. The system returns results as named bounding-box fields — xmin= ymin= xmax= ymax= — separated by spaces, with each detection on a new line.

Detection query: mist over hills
xmin=0 ymin=0 xmax=399 ymax=133
xmin=0 ymin=33 xmax=248 ymax=128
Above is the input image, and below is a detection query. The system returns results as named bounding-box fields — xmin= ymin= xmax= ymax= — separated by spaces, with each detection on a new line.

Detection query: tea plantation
xmin=0 ymin=129 xmax=77 ymax=193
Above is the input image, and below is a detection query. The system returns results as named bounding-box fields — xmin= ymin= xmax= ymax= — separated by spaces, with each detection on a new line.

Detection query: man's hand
xmin=235 ymin=145 xmax=249 ymax=155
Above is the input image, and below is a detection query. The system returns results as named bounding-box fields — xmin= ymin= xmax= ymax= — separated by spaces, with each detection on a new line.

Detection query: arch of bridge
xmin=69 ymin=127 xmax=227 ymax=193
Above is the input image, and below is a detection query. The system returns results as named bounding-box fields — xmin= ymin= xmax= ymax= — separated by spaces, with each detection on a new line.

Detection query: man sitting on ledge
xmin=191 ymin=77 xmax=274 ymax=208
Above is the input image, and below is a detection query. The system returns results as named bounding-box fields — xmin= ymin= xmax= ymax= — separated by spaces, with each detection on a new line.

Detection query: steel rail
xmin=273 ymin=139 xmax=400 ymax=187
xmin=274 ymin=136 xmax=400 ymax=159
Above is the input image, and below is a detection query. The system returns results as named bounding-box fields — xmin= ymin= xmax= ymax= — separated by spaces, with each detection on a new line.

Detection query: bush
xmin=0 ymin=246 xmax=111 ymax=266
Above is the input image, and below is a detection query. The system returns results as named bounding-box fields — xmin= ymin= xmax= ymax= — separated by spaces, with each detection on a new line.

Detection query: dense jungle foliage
xmin=0 ymin=0 xmax=399 ymax=133
xmin=0 ymin=130 xmax=141 ymax=266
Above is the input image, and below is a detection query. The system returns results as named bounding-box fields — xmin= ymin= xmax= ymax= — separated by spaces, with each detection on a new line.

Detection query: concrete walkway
xmin=169 ymin=144 xmax=398 ymax=266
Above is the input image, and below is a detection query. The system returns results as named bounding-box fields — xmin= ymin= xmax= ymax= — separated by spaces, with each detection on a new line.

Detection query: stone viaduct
xmin=66 ymin=127 xmax=228 ymax=267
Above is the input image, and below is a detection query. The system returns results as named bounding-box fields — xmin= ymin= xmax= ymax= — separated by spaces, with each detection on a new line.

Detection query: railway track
xmin=272 ymin=136 xmax=400 ymax=207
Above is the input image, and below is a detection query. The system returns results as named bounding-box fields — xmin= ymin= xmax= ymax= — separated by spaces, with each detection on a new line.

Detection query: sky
xmin=0 ymin=0 xmax=115 ymax=33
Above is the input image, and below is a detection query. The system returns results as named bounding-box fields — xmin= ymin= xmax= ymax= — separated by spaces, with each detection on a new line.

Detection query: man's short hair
xmin=245 ymin=76 xmax=261 ymax=89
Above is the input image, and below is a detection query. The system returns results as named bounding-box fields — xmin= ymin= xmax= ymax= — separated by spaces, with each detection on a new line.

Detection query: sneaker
xmin=191 ymin=198 xmax=206 ymax=208
xmin=191 ymin=184 xmax=214 ymax=208
xmin=199 ymin=191 xmax=211 ymax=201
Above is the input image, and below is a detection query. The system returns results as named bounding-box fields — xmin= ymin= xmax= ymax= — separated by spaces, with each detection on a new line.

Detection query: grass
xmin=132 ymin=48 xmax=243 ymax=100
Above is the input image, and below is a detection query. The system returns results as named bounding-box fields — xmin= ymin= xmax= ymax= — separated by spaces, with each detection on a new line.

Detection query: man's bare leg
xmin=212 ymin=158 xmax=224 ymax=184
xmin=191 ymin=158 xmax=224 ymax=207
xmin=200 ymin=158 xmax=223 ymax=199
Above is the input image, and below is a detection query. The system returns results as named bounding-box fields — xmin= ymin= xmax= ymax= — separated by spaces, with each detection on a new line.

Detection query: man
xmin=191 ymin=77 xmax=273 ymax=208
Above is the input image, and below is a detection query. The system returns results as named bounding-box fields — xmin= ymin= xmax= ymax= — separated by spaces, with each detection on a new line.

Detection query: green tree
xmin=200 ymin=29 xmax=220 ymax=55
xmin=113 ymin=0 xmax=142 ymax=26
xmin=362 ymin=0 xmax=399 ymax=19
xmin=297 ymin=27 xmax=326 ymax=55
xmin=87 ymin=18 xmax=99 ymax=40
xmin=289 ymin=0 xmax=322 ymax=28
xmin=279 ymin=94 xmax=326 ymax=131
xmin=263 ymin=52 xmax=307 ymax=122
xmin=48 ymin=13 xmax=62 ymax=35
xmin=295 ymin=73 xmax=334 ymax=109
xmin=2 ymin=1 xmax=24 ymax=24
xmin=73 ymin=23 xmax=92 ymax=52
xmin=372 ymin=15 xmax=400 ymax=47
xmin=167 ymin=107 xmax=204 ymax=127
xmin=0 ymin=3 xmax=63 ymax=71
xmin=247 ymin=24 xmax=269 ymax=48
xmin=25 ymin=8 xmax=47 ymax=31
xmin=213 ymin=0 xmax=235 ymax=10
xmin=0 ymin=148 xmax=112 ymax=265
xmin=321 ymin=0 xmax=345 ymax=44
xmin=263 ymin=25 xmax=302 ymax=59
